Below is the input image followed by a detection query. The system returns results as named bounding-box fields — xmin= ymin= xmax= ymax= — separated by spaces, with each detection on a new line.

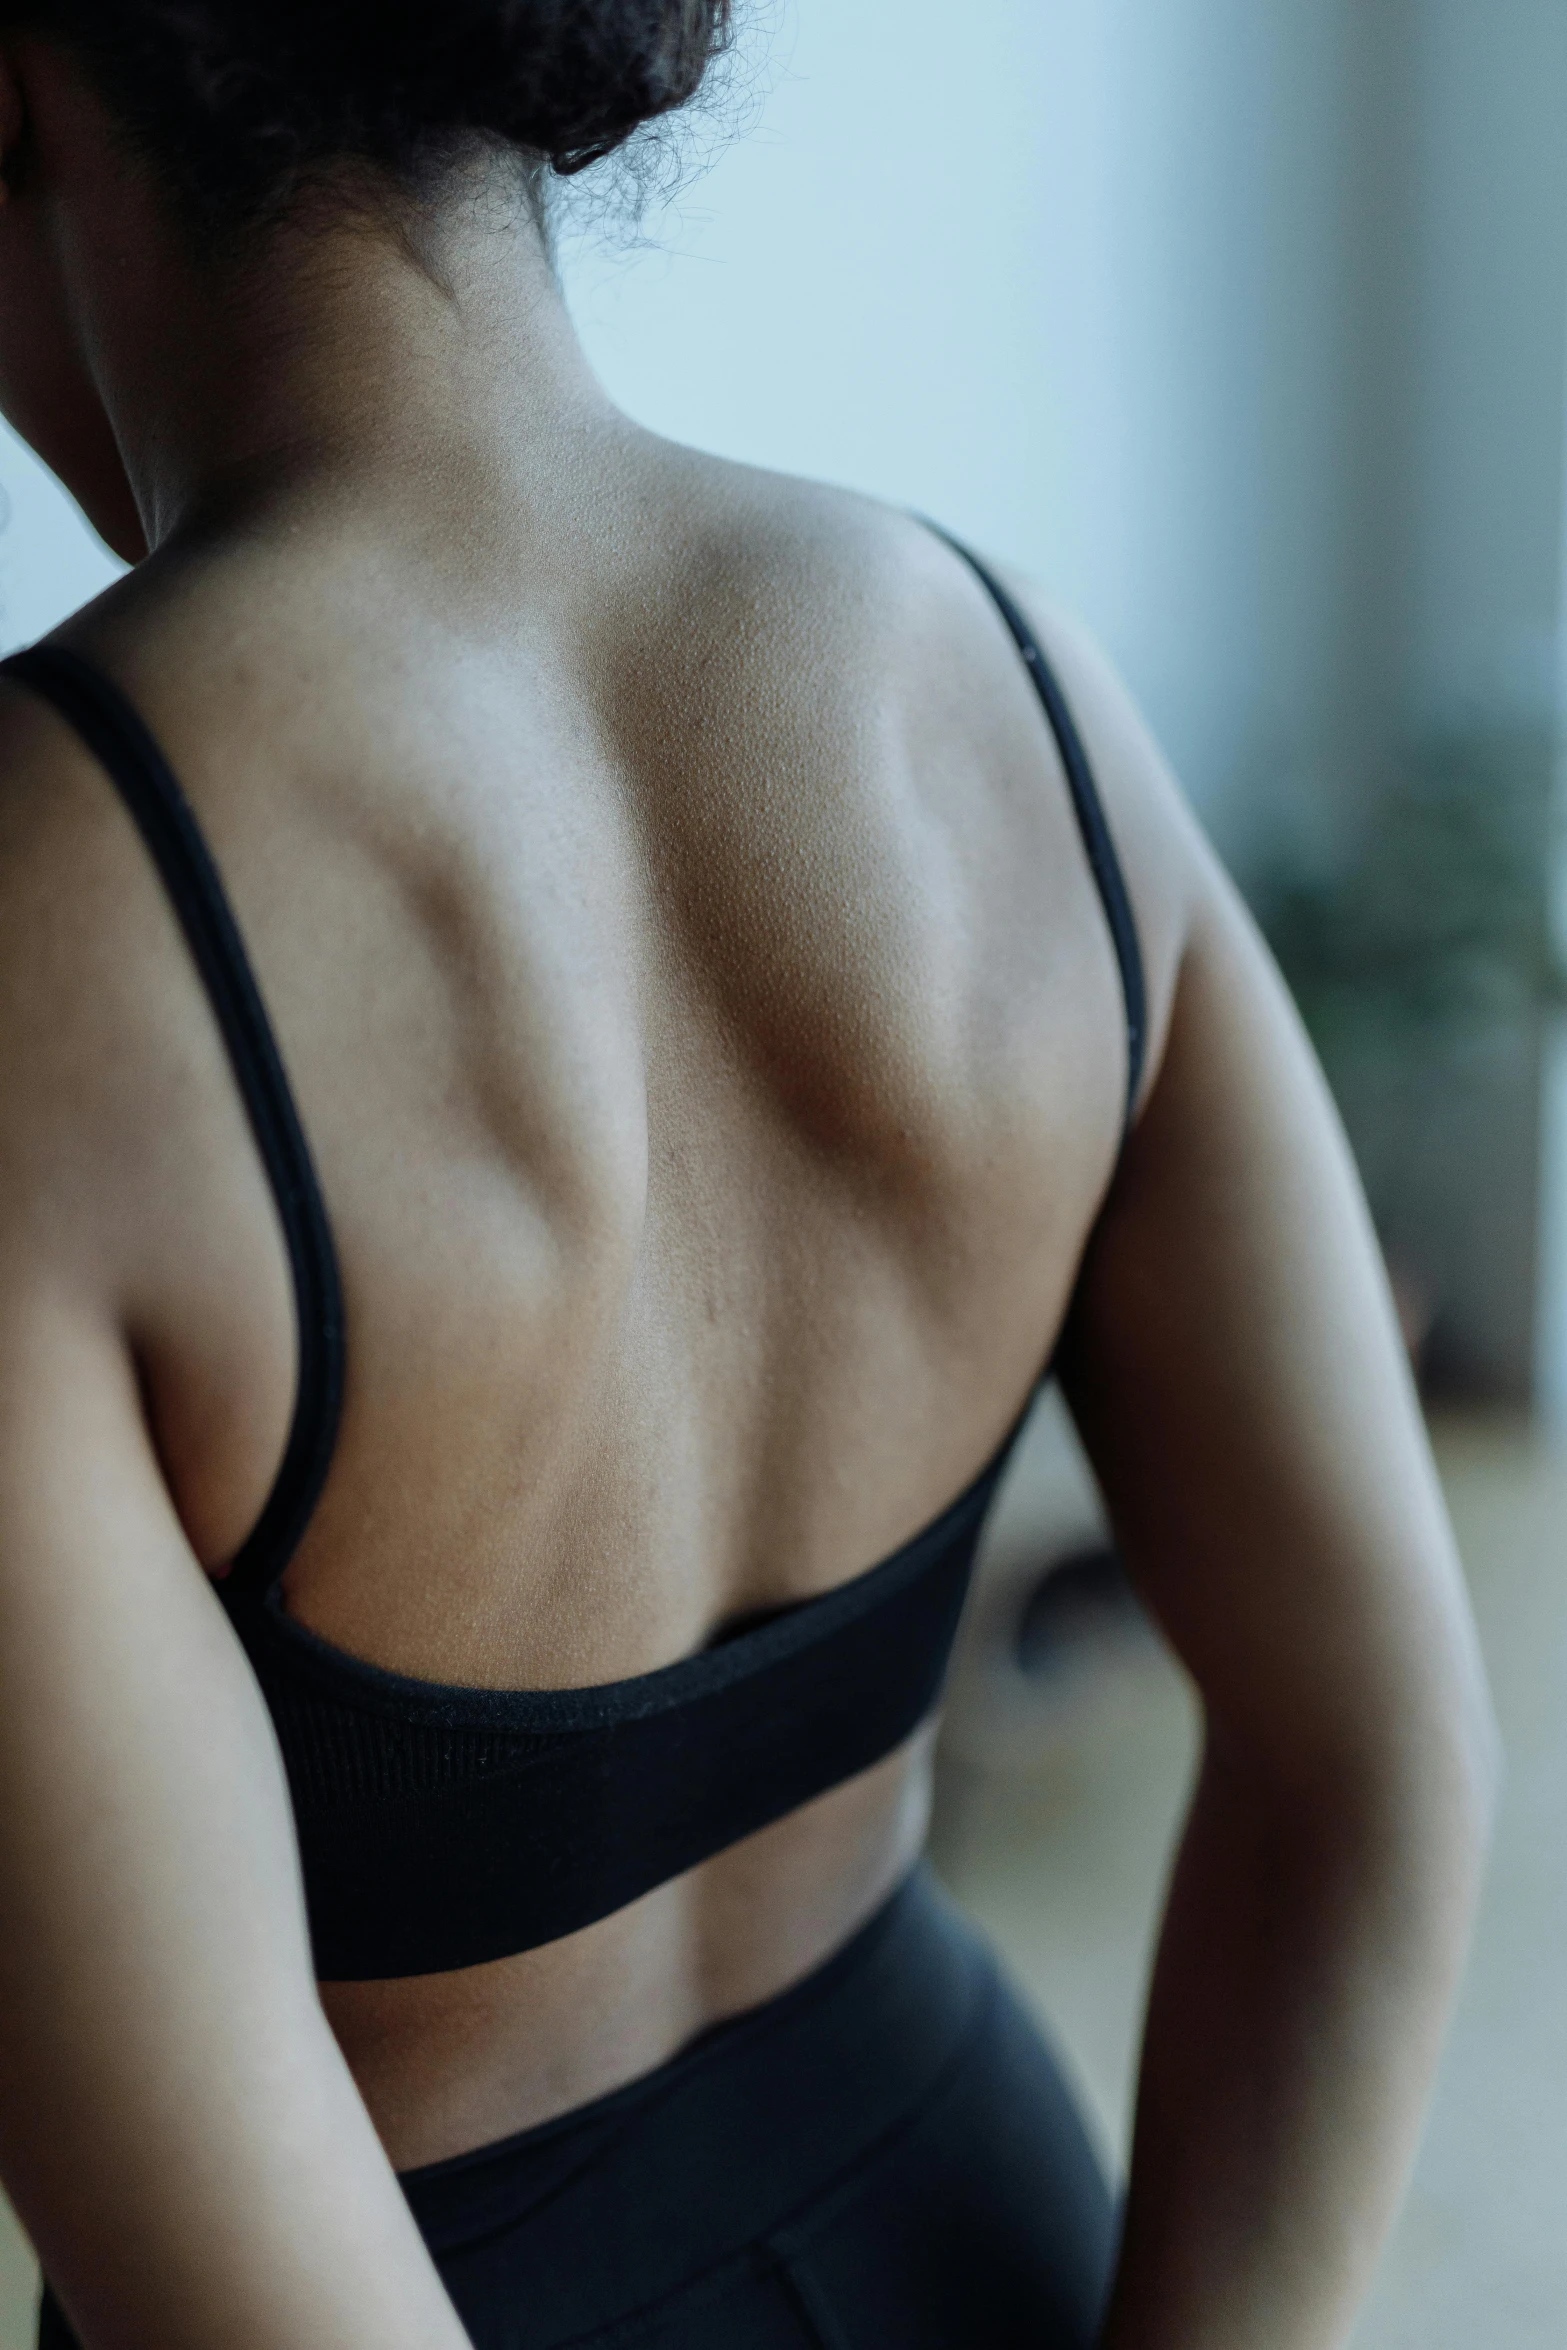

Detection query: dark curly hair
xmin=2 ymin=1 xmax=734 ymax=234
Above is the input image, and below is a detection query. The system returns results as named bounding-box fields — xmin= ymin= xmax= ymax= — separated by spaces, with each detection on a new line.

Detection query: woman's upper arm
xmin=0 ymin=733 xmax=467 ymax=2349
xmin=1064 ymin=859 xmax=1494 ymax=1799
xmin=1004 ymin=585 xmax=1497 ymax=1807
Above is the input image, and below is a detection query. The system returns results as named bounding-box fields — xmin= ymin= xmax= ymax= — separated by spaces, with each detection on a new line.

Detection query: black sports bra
xmin=1 ymin=537 xmax=1145 ymax=1982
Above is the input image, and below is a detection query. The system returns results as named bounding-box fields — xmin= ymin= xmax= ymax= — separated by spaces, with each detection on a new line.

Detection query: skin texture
xmin=0 ymin=32 xmax=1497 ymax=2350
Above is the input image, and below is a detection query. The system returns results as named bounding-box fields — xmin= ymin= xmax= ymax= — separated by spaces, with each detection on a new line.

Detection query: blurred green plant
xmin=1247 ymin=728 xmax=1567 ymax=1066
xmin=1244 ymin=727 xmax=1564 ymax=1396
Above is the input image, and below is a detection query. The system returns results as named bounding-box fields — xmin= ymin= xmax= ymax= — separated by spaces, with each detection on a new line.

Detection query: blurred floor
xmin=1 ymin=1412 xmax=1560 ymax=2346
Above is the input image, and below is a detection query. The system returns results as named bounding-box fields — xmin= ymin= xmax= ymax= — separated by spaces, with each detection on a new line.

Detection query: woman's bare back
xmin=4 ymin=425 xmax=1174 ymax=2162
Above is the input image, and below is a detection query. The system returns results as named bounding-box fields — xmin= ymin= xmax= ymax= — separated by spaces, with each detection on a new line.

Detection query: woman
xmin=0 ymin=7 xmax=1496 ymax=2348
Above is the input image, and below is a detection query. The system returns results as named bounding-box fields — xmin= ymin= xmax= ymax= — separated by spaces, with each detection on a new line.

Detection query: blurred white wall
xmin=1323 ymin=0 xmax=1567 ymax=776
xmin=1402 ymin=0 xmax=1567 ymax=737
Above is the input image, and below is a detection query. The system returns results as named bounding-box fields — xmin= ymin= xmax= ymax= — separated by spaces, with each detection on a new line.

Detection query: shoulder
xmin=644 ymin=454 xmax=1214 ymax=849
xmin=974 ymin=565 xmax=1215 ymax=1118
xmin=712 ymin=477 xmax=1213 ymax=1102
xmin=0 ymin=666 xmax=217 ymax=1299
xmin=0 ymin=666 xmax=145 ymax=1148
xmin=629 ymin=456 xmax=1216 ymax=1099
xmin=628 ymin=456 xmax=1050 ymax=721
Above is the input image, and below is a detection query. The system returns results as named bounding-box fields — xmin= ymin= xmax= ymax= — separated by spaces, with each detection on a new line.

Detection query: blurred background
xmin=1 ymin=0 xmax=1564 ymax=2341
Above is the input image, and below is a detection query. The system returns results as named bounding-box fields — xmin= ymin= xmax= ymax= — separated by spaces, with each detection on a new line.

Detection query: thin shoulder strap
xmin=2 ymin=643 xmax=345 ymax=1599
xmin=925 ymin=528 xmax=1148 ymax=1130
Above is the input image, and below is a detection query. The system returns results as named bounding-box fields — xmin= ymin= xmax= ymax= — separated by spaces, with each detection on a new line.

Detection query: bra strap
xmin=2 ymin=644 xmax=345 ymax=1598
xmin=924 ymin=529 xmax=1149 ymax=1130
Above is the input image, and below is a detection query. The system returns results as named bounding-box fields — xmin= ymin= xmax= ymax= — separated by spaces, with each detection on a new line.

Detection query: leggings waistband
xmin=398 ymin=1865 xmax=992 ymax=2332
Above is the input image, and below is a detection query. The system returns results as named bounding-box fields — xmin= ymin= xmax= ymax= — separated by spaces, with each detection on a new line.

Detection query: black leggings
xmin=40 ymin=1870 xmax=1116 ymax=2348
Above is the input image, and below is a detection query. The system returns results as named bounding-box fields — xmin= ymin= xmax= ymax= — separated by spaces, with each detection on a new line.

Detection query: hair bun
xmin=297 ymin=0 xmax=733 ymax=174
xmin=33 ymin=0 xmax=734 ymax=226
